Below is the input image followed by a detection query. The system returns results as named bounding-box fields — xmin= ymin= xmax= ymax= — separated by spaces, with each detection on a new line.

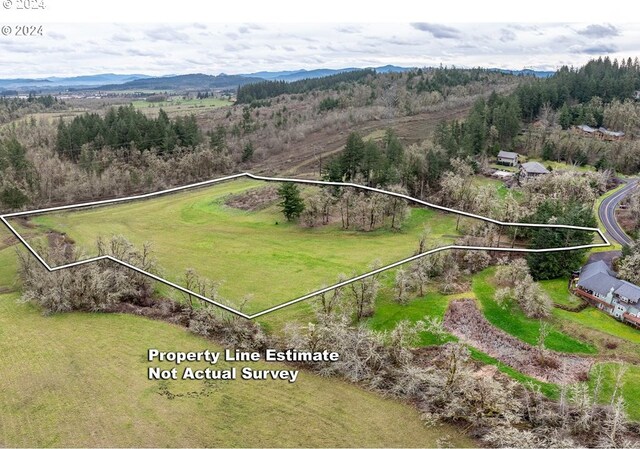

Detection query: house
xmin=576 ymin=124 xmax=597 ymax=136
xmin=519 ymin=161 xmax=550 ymax=179
xmin=574 ymin=260 xmax=640 ymax=327
xmin=497 ymin=151 xmax=519 ymax=167
xmin=597 ymin=127 xmax=625 ymax=141
xmin=575 ymin=124 xmax=625 ymax=141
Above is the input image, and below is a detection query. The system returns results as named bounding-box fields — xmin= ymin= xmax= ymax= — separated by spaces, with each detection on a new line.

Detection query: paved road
xmin=598 ymin=179 xmax=638 ymax=246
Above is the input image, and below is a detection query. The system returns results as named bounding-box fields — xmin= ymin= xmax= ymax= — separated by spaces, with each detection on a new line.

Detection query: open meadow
xmin=15 ymin=178 xmax=460 ymax=314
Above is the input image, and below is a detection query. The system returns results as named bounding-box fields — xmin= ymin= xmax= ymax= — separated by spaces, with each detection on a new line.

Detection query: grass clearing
xmin=368 ymin=283 xmax=460 ymax=346
xmin=368 ymin=275 xmax=562 ymax=397
xmin=472 ymin=268 xmax=596 ymax=354
xmin=0 ymin=288 xmax=473 ymax=447
xmin=590 ymin=363 xmax=640 ymax=421
xmin=15 ymin=179 xmax=460 ymax=314
xmin=0 ymin=223 xmax=475 ymax=447
xmin=554 ymin=307 xmax=640 ymax=346
xmin=131 ymin=97 xmax=232 ymax=116
xmin=539 ymin=278 xmax=582 ymax=308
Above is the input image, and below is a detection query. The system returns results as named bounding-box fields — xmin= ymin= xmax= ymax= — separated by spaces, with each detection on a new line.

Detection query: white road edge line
xmin=1 ymin=172 xmax=611 ymax=320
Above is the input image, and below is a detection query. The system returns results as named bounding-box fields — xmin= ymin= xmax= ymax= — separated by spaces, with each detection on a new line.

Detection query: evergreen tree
xmin=277 ymin=183 xmax=305 ymax=221
xmin=558 ymin=103 xmax=572 ymax=130
xmin=526 ymin=200 xmax=596 ymax=280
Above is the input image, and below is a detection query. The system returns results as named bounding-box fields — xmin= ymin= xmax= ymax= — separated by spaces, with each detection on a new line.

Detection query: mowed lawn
xmin=0 ymin=289 xmax=473 ymax=447
xmin=19 ymin=179 xmax=459 ymax=314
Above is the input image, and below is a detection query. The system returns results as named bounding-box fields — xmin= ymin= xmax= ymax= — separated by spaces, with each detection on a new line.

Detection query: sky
xmin=1 ymin=22 xmax=639 ymax=78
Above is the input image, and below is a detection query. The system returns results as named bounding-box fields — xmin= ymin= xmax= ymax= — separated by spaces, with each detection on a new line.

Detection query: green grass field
xmin=472 ymin=268 xmax=596 ymax=354
xmin=131 ymin=97 xmax=232 ymax=115
xmin=368 ymin=284 xmax=458 ymax=346
xmin=17 ymin=179 xmax=459 ymax=314
xmin=554 ymin=307 xmax=640 ymax=346
xmin=367 ymin=277 xmax=561 ymax=397
xmin=539 ymin=278 xmax=583 ymax=308
xmin=0 ymin=288 xmax=472 ymax=447
xmin=590 ymin=363 xmax=640 ymax=421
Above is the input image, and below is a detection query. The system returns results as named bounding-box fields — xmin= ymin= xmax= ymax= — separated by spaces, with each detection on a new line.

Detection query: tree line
xmin=517 ymin=56 xmax=640 ymax=121
xmin=236 ymin=69 xmax=375 ymax=104
xmin=55 ymin=105 xmax=202 ymax=161
xmin=0 ymin=94 xmax=62 ymax=124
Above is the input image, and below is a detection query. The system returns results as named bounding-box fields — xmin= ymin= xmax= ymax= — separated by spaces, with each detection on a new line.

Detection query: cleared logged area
xmin=17 ymin=179 xmax=459 ymax=314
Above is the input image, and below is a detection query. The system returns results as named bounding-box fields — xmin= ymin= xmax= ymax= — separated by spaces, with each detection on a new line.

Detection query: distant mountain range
xmin=95 ymin=73 xmax=264 ymax=91
xmin=490 ymin=68 xmax=555 ymax=78
xmin=0 ymin=73 xmax=153 ymax=90
xmin=0 ymin=66 xmax=556 ymax=93
xmin=241 ymin=65 xmax=411 ymax=82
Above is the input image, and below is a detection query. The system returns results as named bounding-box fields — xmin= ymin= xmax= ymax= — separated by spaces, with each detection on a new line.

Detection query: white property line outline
xmin=1 ymin=173 xmax=611 ymax=320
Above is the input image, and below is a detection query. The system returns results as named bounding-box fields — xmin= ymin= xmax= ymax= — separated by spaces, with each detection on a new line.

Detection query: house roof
xmin=521 ymin=161 xmax=550 ymax=175
xmin=578 ymin=272 xmax=620 ymax=299
xmin=598 ymin=127 xmax=625 ymax=137
xmin=577 ymin=124 xmax=596 ymax=133
xmin=615 ymin=282 xmax=640 ymax=302
xmin=498 ymin=151 xmax=518 ymax=159
xmin=577 ymin=260 xmax=640 ymax=303
xmin=580 ymin=260 xmax=615 ymax=279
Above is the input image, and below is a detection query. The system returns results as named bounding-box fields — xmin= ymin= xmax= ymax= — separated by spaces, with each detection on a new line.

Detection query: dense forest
xmin=55 ymin=105 xmax=202 ymax=160
xmin=516 ymin=57 xmax=640 ymax=120
xmin=236 ymin=69 xmax=375 ymax=103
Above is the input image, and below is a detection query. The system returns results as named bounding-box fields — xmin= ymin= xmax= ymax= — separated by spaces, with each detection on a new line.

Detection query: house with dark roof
xmin=497 ymin=151 xmax=519 ymax=167
xmin=519 ymin=161 xmax=550 ymax=180
xmin=574 ymin=260 xmax=640 ymax=327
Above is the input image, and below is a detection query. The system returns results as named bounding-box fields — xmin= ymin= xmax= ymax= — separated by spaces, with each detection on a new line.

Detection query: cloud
xmin=237 ymin=23 xmax=262 ymax=34
xmin=571 ymin=43 xmax=618 ymax=54
xmin=499 ymin=28 xmax=516 ymax=43
xmin=47 ymin=31 xmax=66 ymax=40
xmin=224 ymin=43 xmax=250 ymax=52
xmin=410 ymin=23 xmax=460 ymax=39
xmin=127 ymin=49 xmax=162 ymax=57
xmin=145 ymin=28 xmax=190 ymax=43
xmin=112 ymin=34 xmax=134 ymax=42
xmin=336 ymin=26 xmax=361 ymax=34
xmin=577 ymin=24 xmax=619 ymax=38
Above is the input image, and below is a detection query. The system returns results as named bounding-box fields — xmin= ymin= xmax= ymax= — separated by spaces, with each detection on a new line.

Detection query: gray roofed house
xmin=616 ymin=282 xmax=640 ymax=303
xmin=497 ymin=151 xmax=519 ymax=167
xmin=520 ymin=161 xmax=550 ymax=178
xmin=577 ymin=124 xmax=597 ymax=134
xmin=580 ymin=260 xmax=615 ymax=279
xmin=598 ymin=127 xmax=625 ymax=139
xmin=575 ymin=260 xmax=640 ymax=326
xmin=578 ymin=272 xmax=620 ymax=301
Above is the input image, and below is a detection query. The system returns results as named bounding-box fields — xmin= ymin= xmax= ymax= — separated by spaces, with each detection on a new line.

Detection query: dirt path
xmin=443 ymin=298 xmax=594 ymax=385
